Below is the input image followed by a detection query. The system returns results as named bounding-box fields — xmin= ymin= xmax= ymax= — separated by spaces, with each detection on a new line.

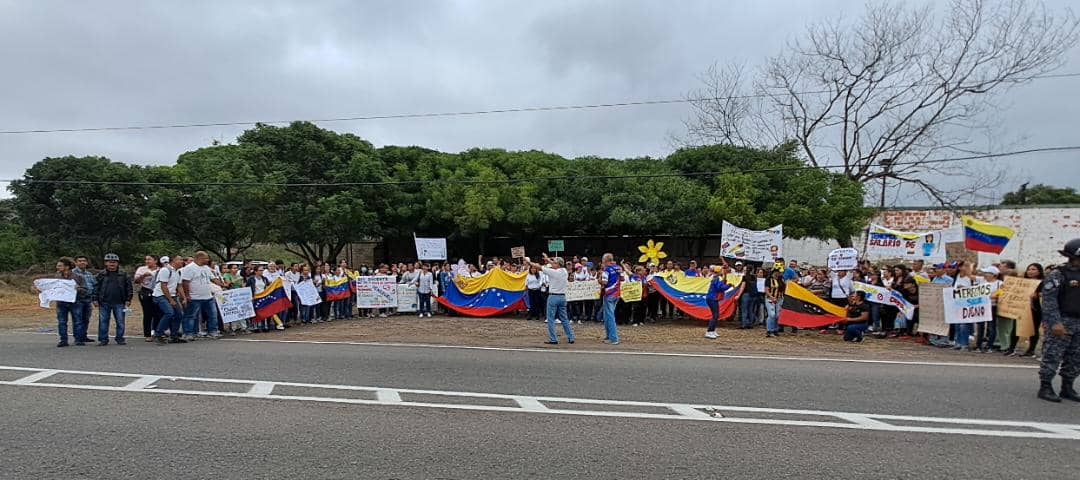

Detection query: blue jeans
xmin=706 ymin=297 xmax=720 ymax=332
xmin=546 ymin=294 xmax=574 ymax=343
xmin=418 ymin=292 xmax=432 ymax=315
xmin=55 ymin=301 xmax=79 ymax=344
xmin=844 ymin=323 xmax=867 ymax=342
xmin=603 ymin=297 xmax=619 ymax=342
xmin=97 ymin=303 xmax=126 ymax=343
xmin=955 ymin=323 xmax=973 ymax=347
xmin=300 ymin=304 xmax=313 ymax=323
xmin=183 ymin=299 xmax=219 ymax=335
xmin=154 ymin=296 xmax=181 ymax=338
xmin=869 ymin=303 xmax=881 ymax=331
xmin=765 ymin=300 xmax=779 ymax=333
xmin=75 ymin=301 xmax=93 ymax=341
xmin=739 ymin=294 xmax=755 ymax=328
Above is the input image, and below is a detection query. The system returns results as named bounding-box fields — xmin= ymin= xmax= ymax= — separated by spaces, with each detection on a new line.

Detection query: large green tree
xmin=1001 ymin=183 xmax=1080 ymax=206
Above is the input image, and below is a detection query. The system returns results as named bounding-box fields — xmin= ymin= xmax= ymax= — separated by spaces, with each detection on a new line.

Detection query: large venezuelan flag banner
xmin=437 ymin=268 xmax=527 ymax=317
xmin=778 ymin=282 xmax=847 ymax=329
xmin=253 ymin=278 xmax=292 ymax=321
xmin=648 ymin=273 xmax=743 ymax=321
xmin=961 ymin=216 xmax=1014 ymax=254
xmin=324 ymin=276 xmax=352 ymax=302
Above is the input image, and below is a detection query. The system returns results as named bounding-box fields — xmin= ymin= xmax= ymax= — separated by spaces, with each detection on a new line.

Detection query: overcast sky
xmin=1 ymin=0 xmax=1077 ymax=203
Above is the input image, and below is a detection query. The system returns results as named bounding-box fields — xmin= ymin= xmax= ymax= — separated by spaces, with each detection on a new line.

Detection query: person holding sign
xmin=704 ymin=266 xmax=733 ymax=340
xmin=526 ymin=254 xmax=575 ymax=345
xmin=1036 ymin=238 xmax=1080 ymax=403
xmin=843 ymin=291 xmax=871 ymax=342
xmin=33 ymin=257 xmax=87 ymax=347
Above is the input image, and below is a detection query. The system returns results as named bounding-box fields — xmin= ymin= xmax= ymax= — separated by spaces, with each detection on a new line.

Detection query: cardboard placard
xmin=620 ymin=281 xmax=643 ymax=303
xmin=917 ymin=284 xmax=949 ymax=336
xmin=997 ymin=277 xmax=1041 ymax=338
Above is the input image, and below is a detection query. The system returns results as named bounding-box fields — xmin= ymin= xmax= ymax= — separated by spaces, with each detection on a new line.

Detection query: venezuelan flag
xmin=647 ymin=273 xmax=743 ymax=321
xmin=324 ymin=276 xmax=352 ymax=301
xmin=253 ymin=278 xmax=292 ymax=321
xmin=778 ymin=281 xmax=847 ymax=329
xmin=437 ymin=268 xmax=527 ymax=317
xmin=961 ymin=216 xmax=1014 ymax=254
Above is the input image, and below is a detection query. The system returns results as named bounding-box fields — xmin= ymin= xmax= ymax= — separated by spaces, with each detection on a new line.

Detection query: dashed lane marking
xmin=0 ymin=365 xmax=1075 ymax=440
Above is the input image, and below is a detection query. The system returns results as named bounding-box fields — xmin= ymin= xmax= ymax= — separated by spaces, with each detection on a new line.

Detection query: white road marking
xmin=0 ymin=364 xmax=1075 ymax=440
xmin=123 ymin=375 xmax=161 ymax=391
xmin=227 ymin=338 xmax=1039 ymax=369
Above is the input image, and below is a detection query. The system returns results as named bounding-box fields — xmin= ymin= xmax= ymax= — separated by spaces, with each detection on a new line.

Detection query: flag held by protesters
xmin=323 ymin=276 xmax=352 ymax=302
xmin=648 ymin=272 xmax=743 ymax=321
xmin=253 ymin=278 xmax=292 ymax=321
xmin=961 ymin=216 xmax=1014 ymax=254
xmin=778 ymin=281 xmax=847 ymax=329
xmin=437 ymin=268 xmax=527 ymax=317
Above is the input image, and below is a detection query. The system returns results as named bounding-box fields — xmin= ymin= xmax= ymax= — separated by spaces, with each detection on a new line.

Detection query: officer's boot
xmin=1060 ymin=378 xmax=1080 ymax=402
xmin=1038 ymin=381 xmax=1061 ymax=403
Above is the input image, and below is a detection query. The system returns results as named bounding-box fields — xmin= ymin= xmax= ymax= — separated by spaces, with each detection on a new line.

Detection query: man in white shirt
xmin=180 ymin=251 xmax=221 ymax=339
xmin=152 ymin=255 xmax=187 ymax=344
xmin=528 ymin=254 xmax=574 ymax=345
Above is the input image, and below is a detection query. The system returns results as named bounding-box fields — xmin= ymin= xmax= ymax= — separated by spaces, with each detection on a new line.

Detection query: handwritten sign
xmin=566 ymin=281 xmax=600 ymax=302
xmin=944 ymin=284 xmax=993 ymax=324
xmin=34 ymin=278 xmax=76 ymax=308
xmin=917 ymin=284 xmax=949 ymax=336
xmin=828 ymin=248 xmax=859 ymax=271
xmin=511 ymin=246 xmax=526 ymax=259
xmin=396 ymin=284 xmax=418 ymax=312
xmin=620 ymin=281 xmax=643 ymax=303
xmin=294 ymin=280 xmax=322 ymax=306
xmin=356 ymin=275 xmax=397 ymax=308
xmin=719 ymin=221 xmax=783 ymax=262
xmin=415 ymin=237 xmax=447 ymax=260
xmin=214 ymin=288 xmax=255 ymax=323
xmin=997 ymin=276 xmax=1041 ymax=338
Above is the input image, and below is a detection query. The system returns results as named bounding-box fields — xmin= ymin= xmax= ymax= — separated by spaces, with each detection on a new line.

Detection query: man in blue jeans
xmin=180 ymin=251 xmax=222 ymax=340
xmin=72 ymin=255 xmax=97 ymax=345
xmin=600 ymin=253 xmax=621 ymax=345
xmin=153 ymin=255 xmax=188 ymax=344
xmin=529 ymin=254 xmax=575 ymax=345
xmin=94 ymin=253 xmax=133 ymax=346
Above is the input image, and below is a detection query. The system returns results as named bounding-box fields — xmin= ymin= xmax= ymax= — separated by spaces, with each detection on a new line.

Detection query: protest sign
xmin=865 ymin=224 xmax=946 ymax=261
xmin=566 ymin=281 xmax=600 ymax=302
xmin=997 ymin=276 xmax=1041 ymax=338
xmin=828 ymin=248 xmax=859 ymax=271
xmin=357 ymin=275 xmax=397 ymax=308
xmin=415 ymin=237 xmax=447 ymax=260
xmin=294 ymin=280 xmax=321 ymax=306
xmin=620 ymin=282 xmax=643 ymax=303
xmin=34 ymin=278 xmax=76 ymax=308
xmin=510 ymin=246 xmax=525 ymax=259
xmin=396 ymin=284 xmax=418 ymax=312
xmin=756 ymin=278 xmax=766 ymax=293
xmin=547 ymin=239 xmax=565 ymax=253
xmin=944 ymin=284 xmax=993 ymax=324
xmin=917 ymin=284 xmax=949 ymax=336
xmin=719 ymin=221 xmax=783 ymax=262
xmin=214 ymin=288 xmax=255 ymax=323
xmin=852 ymin=281 xmax=915 ymax=319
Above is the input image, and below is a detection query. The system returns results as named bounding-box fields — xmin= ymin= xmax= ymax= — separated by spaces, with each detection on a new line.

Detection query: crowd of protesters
xmin=36 ymin=251 xmax=1047 ymax=358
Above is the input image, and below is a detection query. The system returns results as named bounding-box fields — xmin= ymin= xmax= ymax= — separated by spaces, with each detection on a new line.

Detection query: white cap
xmin=734 ymin=261 xmax=744 ymax=266
xmin=159 ymin=256 xmax=170 ymax=264
xmin=979 ymin=266 xmax=1000 ymax=275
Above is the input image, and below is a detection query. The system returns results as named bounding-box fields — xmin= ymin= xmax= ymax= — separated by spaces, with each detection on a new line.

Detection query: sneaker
xmin=182 ymin=335 xmax=196 ymax=341
xmin=74 ymin=341 xmax=85 ymax=346
xmin=766 ymin=332 xmax=775 ymax=338
xmin=97 ymin=341 xmax=108 ymax=346
xmin=57 ymin=341 xmax=69 ymax=347
xmin=115 ymin=339 xmax=126 ymax=345
xmin=144 ymin=336 xmax=153 ymax=342
xmin=275 ymin=325 xmax=285 ymax=330
xmin=198 ymin=332 xmax=208 ymax=338
xmin=168 ymin=337 xmax=187 ymax=344
xmin=378 ymin=313 xmax=387 ymax=318
xmin=704 ymin=331 xmax=718 ymax=339
xmin=209 ymin=332 xmax=222 ymax=339
xmin=154 ymin=336 xmax=168 ymax=345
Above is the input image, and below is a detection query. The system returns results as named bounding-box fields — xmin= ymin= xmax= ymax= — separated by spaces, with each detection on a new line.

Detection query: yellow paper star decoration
xmin=637 ymin=239 xmax=668 ymax=265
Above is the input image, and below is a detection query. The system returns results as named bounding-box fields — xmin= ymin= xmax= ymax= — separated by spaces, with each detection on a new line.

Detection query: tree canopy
xmin=5 ymin=122 xmax=873 ymax=267
xmin=1001 ymin=183 xmax=1080 ymax=206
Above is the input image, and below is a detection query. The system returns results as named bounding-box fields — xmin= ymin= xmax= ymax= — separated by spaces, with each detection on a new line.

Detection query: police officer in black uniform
xmin=1037 ymin=238 xmax=1080 ymax=402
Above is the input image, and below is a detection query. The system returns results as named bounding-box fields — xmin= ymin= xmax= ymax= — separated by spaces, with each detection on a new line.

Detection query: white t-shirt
xmin=526 ymin=273 xmax=544 ymax=290
xmin=180 ymin=263 xmax=214 ymax=300
xmin=830 ymin=274 xmax=853 ymax=299
xmin=542 ymin=267 xmax=569 ymax=295
xmin=135 ymin=266 xmax=158 ymax=290
xmin=152 ymin=266 xmax=180 ymax=297
xmin=263 ymin=269 xmax=282 ymax=283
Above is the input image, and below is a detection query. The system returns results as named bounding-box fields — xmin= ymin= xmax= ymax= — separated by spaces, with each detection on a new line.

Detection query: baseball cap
xmin=104 ymin=253 xmax=120 ymax=262
xmin=734 ymin=261 xmax=744 ymax=266
xmin=979 ymin=266 xmax=1000 ymax=275
xmin=159 ymin=256 xmax=170 ymax=264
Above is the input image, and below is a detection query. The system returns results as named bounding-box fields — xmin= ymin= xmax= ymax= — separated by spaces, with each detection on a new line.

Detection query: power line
xmin=4 ymin=146 xmax=1077 ymax=187
xmin=2 ymin=72 xmax=1078 ymax=135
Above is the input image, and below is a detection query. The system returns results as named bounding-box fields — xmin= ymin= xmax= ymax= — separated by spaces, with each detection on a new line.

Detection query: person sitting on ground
xmin=843 ymin=291 xmax=870 ymax=343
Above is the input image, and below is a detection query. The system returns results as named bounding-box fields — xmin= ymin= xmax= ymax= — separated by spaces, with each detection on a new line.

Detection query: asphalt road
xmin=1 ymin=332 xmax=1078 ymax=479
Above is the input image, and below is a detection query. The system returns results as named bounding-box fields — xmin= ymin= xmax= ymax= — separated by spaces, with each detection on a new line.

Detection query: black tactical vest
xmin=1061 ymin=266 xmax=1080 ymax=316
